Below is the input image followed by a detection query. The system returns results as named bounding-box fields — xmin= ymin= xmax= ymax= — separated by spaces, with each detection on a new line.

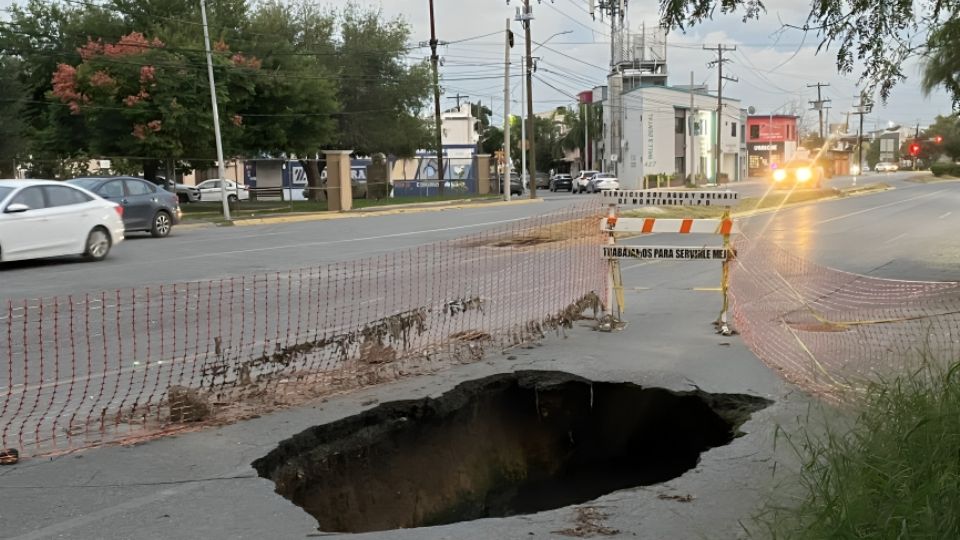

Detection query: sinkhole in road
xmin=252 ymin=371 xmax=771 ymax=533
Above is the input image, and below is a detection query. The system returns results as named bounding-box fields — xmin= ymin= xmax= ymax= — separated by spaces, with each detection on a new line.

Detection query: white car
xmin=589 ymin=173 xmax=620 ymax=192
xmin=573 ymin=170 xmax=600 ymax=194
xmin=195 ymin=179 xmax=250 ymax=202
xmin=0 ymin=179 xmax=125 ymax=263
xmin=874 ymin=162 xmax=899 ymax=173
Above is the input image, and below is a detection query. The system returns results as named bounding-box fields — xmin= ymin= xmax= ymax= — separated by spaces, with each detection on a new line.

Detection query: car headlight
xmin=796 ymin=168 xmax=812 ymax=181
xmin=773 ymin=169 xmax=787 ymax=182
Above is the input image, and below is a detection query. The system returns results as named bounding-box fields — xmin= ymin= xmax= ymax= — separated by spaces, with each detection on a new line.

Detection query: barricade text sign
xmin=603 ymin=245 xmax=733 ymax=261
xmin=602 ymin=189 xmax=739 ymax=207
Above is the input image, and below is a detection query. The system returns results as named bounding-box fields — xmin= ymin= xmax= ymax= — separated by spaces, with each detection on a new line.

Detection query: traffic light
xmin=934 ymin=135 xmax=943 ymax=144
xmin=909 ymin=142 xmax=921 ymax=157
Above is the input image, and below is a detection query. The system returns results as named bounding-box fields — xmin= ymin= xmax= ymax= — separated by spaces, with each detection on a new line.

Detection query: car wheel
xmin=177 ymin=193 xmax=188 ymax=203
xmin=84 ymin=228 xmax=112 ymax=261
xmin=151 ymin=210 xmax=172 ymax=238
xmin=228 ymin=194 xmax=239 ymax=203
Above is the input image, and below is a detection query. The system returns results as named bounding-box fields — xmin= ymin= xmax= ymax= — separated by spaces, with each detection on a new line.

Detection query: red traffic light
xmin=935 ymin=135 xmax=943 ymax=144
xmin=909 ymin=143 xmax=921 ymax=156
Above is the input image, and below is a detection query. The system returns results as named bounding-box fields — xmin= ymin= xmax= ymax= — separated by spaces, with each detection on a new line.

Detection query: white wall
xmin=614 ymin=86 xmax=742 ymax=189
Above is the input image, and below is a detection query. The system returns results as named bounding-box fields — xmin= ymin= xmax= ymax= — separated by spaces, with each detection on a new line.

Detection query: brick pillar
xmin=475 ymin=154 xmax=491 ymax=195
xmin=324 ymin=150 xmax=354 ymax=212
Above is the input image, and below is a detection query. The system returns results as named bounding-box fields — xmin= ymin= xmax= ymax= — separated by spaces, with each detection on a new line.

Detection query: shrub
xmin=930 ymin=162 xmax=960 ymax=177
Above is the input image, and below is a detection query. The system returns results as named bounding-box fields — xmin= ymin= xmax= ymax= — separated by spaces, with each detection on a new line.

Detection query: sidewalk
xmin=0 ymin=263 xmax=815 ymax=540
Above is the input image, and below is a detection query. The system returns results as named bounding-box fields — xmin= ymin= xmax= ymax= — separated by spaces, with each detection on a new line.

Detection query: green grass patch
xmin=181 ymin=194 xmax=500 ymax=222
xmin=759 ymin=358 xmax=960 ymax=539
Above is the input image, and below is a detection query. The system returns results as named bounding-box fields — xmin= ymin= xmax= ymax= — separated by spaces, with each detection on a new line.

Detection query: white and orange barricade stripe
xmin=600 ymin=217 xmax=739 ymax=235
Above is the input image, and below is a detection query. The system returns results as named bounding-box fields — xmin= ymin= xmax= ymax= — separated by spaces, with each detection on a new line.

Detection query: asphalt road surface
xmin=0 ymin=171 xmax=948 ymax=302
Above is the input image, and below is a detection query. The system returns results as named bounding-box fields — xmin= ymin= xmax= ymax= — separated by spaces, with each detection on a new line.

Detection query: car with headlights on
xmin=874 ymin=161 xmax=899 ymax=173
xmin=0 ymin=179 xmax=124 ymax=262
xmin=771 ymin=159 xmax=824 ymax=189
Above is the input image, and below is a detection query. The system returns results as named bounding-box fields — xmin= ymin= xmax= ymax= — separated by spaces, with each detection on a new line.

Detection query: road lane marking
xmin=815 ymin=188 xmax=949 ymax=225
xmin=940 ymin=212 xmax=952 ymax=219
xmin=884 ymin=232 xmax=908 ymax=244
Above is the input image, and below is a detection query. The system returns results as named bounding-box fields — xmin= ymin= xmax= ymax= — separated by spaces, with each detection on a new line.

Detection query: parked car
xmin=588 ymin=172 xmax=620 ymax=192
xmin=68 ymin=176 xmax=181 ymax=238
xmin=771 ymin=159 xmax=824 ymax=189
xmin=549 ymin=174 xmax=573 ymax=192
xmin=499 ymin=174 xmax=524 ymax=197
xmin=573 ymin=170 xmax=599 ymax=193
xmin=535 ymin=172 xmax=551 ymax=190
xmin=195 ymin=179 xmax=250 ymax=202
xmin=173 ymin=183 xmax=200 ymax=203
xmin=875 ymin=162 xmax=899 ymax=173
xmin=0 ymin=179 xmax=124 ymax=262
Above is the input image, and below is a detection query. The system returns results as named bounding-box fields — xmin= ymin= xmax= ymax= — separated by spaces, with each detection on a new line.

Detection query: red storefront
xmin=746 ymin=115 xmax=799 ymax=176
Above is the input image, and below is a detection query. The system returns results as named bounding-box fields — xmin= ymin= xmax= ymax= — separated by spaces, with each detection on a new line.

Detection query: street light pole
xmin=199 ymin=0 xmax=230 ymax=220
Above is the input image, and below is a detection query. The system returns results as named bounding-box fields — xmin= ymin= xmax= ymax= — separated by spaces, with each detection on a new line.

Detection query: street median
xmin=181 ymin=196 xmax=544 ymax=227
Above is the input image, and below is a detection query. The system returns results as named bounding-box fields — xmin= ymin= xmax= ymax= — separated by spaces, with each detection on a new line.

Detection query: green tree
xmin=927 ymin=114 xmax=960 ymax=160
xmin=659 ymin=0 xmax=960 ymax=104
xmin=0 ymin=57 xmax=26 ymax=177
xmin=329 ymin=5 xmax=432 ymax=157
xmin=922 ymin=19 xmax=960 ymax=109
xmin=865 ymin=139 xmax=881 ymax=168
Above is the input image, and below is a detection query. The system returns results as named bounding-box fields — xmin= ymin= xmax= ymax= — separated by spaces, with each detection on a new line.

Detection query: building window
xmin=740 ymin=124 xmax=745 ymax=143
xmin=731 ymin=122 xmax=737 ymax=137
xmin=675 ymin=116 xmax=685 ymax=134
xmin=750 ymin=125 xmax=760 ymax=139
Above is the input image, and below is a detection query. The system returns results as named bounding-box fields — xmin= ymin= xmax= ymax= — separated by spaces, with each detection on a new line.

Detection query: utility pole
xmin=427 ymin=0 xmax=445 ymax=197
xmin=503 ymin=18 xmax=513 ymax=202
xmin=447 ymin=93 xmax=470 ymax=110
xmin=200 ymin=0 xmax=230 ymax=220
xmin=520 ymin=55 xmax=526 ymax=192
xmin=705 ymin=44 xmax=737 ymax=184
xmin=583 ymin=101 xmax=590 ymax=170
xmin=808 ymin=82 xmax=831 ymax=140
xmin=851 ymin=94 xmax=872 ymax=181
xmin=517 ymin=0 xmax=537 ymax=198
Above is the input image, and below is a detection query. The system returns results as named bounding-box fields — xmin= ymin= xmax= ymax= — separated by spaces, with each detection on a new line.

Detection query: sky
xmin=1 ymin=0 xmax=954 ymax=133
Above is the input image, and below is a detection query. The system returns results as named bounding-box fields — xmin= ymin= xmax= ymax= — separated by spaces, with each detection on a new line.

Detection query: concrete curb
xmin=733 ymin=183 xmax=894 ymax=219
xmin=183 ymin=197 xmax=544 ymax=228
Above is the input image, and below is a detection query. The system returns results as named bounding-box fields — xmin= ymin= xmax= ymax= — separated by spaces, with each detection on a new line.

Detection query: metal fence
xmin=1 ymin=202 xmax=608 ymax=457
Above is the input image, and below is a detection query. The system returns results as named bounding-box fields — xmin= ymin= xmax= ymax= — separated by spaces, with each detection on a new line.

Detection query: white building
xmin=605 ymin=84 xmax=744 ymax=189
xmin=440 ymin=103 xmax=479 ymax=146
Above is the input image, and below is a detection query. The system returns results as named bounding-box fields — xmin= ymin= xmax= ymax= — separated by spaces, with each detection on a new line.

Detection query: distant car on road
xmin=587 ymin=173 xmax=620 ymax=193
xmin=0 ymin=179 xmax=124 ymax=262
xmin=875 ymin=162 xmax=899 ymax=173
xmin=534 ymin=172 xmax=550 ymax=190
xmin=69 ymin=177 xmax=181 ymax=238
xmin=500 ymin=173 xmax=523 ymax=197
xmin=196 ymin=179 xmax=250 ymax=202
xmin=771 ymin=159 xmax=824 ymax=189
xmin=549 ymin=174 xmax=573 ymax=192
xmin=573 ymin=170 xmax=599 ymax=193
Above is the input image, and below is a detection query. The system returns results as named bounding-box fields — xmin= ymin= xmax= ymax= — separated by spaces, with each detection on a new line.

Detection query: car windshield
xmin=0 ymin=186 xmax=13 ymax=202
xmin=785 ymin=160 xmax=811 ymax=168
xmin=67 ymin=178 xmax=102 ymax=191
xmin=596 ymin=173 xmax=615 ymax=179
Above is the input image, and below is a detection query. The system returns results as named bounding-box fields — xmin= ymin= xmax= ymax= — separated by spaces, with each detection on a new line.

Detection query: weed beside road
xmin=761 ymin=358 xmax=960 ymax=539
